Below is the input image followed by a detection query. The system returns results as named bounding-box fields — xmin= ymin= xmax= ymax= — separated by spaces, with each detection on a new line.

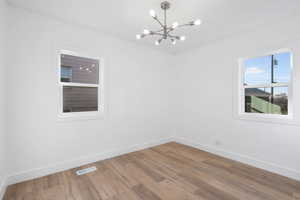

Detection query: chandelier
xmin=136 ymin=1 xmax=202 ymax=45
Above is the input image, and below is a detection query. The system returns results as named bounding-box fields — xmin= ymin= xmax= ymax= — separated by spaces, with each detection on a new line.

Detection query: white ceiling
xmin=7 ymin=0 xmax=300 ymax=54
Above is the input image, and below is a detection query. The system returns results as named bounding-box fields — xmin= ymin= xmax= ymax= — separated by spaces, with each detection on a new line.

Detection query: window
xmin=59 ymin=51 xmax=104 ymax=118
xmin=240 ymin=50 xmax=292 ymax=117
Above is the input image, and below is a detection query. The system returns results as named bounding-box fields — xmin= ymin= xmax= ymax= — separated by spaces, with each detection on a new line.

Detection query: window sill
xmin=58 ymin=112 xmax=105 ymax=122
xmin=235 ymin=112 xmax=299 ymax=126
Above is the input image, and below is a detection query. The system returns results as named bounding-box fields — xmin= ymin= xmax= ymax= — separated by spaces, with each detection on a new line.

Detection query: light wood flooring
xmin=4 ymin=142 xmax=300 ymax=200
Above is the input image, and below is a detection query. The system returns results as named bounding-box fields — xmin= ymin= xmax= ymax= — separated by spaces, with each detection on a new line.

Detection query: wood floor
xmin=4 ymin=142 xmax=300 ymax=200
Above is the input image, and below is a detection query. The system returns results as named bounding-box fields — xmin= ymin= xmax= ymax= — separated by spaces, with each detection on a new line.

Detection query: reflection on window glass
xmin=61 ymin=54 xmax=99 ymax=84
xmin=273 ymin=52 xmax=291 ymax=83
xmin=273 ymin=87 xmax=288 ymax=115
xmin=61 ymin=66 xmax=72 ymax=82
xmin=245 ymin=87 xmax=288 ymax=115
xmin=63 ymin=86 xmax=98 ymax=113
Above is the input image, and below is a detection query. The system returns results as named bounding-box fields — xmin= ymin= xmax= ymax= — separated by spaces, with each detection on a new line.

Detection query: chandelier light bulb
xmin=180 ymin=36 xmax=186 ymax=41
xmin=193 ymin=19 xmax=202 ymax=26
xmin=143 ymin=29 xmax=151 ymax=35
xmin=136 ymin=34 xmax=142 ymax=40
xmin=149 ymin=9 xmax=156 ymax=18
xmin=172 ymin=22 xmax=179 ymax=29
xmin=155 ymin=39 xmax=163 ymax=46
xmin=171 ymin=39 xmax=176 ymax=45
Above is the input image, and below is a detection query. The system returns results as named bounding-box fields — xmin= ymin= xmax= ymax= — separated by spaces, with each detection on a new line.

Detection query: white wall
xmin=177 ymin=15 xmax=300 ymax=179
xmin=4 ymin=1 xmax=300 ymax=188
xmin=6 ymin=6 xmax=177 ymax=182
xmin=0 ymin=0 xmax=7 ymax=197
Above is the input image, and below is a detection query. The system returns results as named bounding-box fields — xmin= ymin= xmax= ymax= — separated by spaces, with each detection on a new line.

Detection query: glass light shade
xmin=180 ymin=36 xmax=186 ymax=41
xmin=155 ymin=39 xmax=162 ymax=45
xmin=143 ymin=29 xmax=151 ymax=35
xmin=172 ymin=22 xmax=179 ymax=29
xmin=193 ymin=19 xmax=202 ymax=26
xmin=136 ymin=34 xmax=142 ymax=39
xmin=149 ymin=9 xmax=156 ymax=18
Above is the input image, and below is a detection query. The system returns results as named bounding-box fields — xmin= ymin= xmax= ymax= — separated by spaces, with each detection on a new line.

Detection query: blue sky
xmin=244 ymin=52 xmax=291 ymax=95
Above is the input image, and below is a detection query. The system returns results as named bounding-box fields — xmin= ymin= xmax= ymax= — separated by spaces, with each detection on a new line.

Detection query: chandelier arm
xmin=167 ymin=23 xmax=192 ymax=33
xmin=167 ymin=34 xmax=180 ymax=40
xmin=152 ymin=28 xmax=164 ymax=33
xmin=152 ymin=32 xmax=165 ymax=36
xmin=153 ymin=17 xmax=165 ymax=28
xmin=165 ymin=22 xmax=192 ymax=34
xmin=166 ymin=28 xmax=175 ymax=34
xmin=178 ymin=23 xmax=193 ymax=28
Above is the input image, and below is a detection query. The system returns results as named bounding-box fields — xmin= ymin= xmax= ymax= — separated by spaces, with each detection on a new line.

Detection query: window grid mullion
xmin=60 ymin=82 xmax=99 ymax=88
xmin=243 ymin=83 xmax=289 ymax=89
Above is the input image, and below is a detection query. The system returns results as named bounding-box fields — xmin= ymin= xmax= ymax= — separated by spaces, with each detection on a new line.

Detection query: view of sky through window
xmin=244 ymin=52 xmax=291 ymax=94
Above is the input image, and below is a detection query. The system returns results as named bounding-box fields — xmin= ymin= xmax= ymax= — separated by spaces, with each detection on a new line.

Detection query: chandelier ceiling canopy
xmin=136 ymin=1 xmax=202 ymax=46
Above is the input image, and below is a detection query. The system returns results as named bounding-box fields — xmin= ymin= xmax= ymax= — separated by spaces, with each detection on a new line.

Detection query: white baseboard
xmin=175 ymin=137 xmax=300 ymax=181
xmin=6 ymin=136 xmax=300 ymax=188
xmin=7 ymin=137 xmax=174 ymax=185
xmin=0 ymin=177 xmax=8 ymax=200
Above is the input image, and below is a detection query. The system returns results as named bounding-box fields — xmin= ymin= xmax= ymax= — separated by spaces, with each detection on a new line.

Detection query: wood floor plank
xmin=157 ymin=179 xmax=201 ymax=200
xmin=129 ymin=156 xmax=166 ymax=183
xmin=104 ymin=159 xmax=140 ymax=188
xmin=132 ymin=184 xmax=162 ymax=200
xmin=4 ymin=142 xmax=300 ymax=200
xmin=87 ymin=166 xmax=129 ymax=199
xmin=199 ymin=159 xmax=294 ymax=199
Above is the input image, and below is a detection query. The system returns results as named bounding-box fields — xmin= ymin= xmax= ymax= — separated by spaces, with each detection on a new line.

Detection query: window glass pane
xmin=63 ymin=86 xmax=98 ymax=113
xmin=244 ymin=55 xmax=271 ymax=85
xmin=273 ymin=87 xmax=288 ymax=115
xmin=273 ymin=52 xmax=291 ymax=83
xmin=245 ymin=87 xmax=288 ymax=115
xmin=61 ymin=54 xmax=99 ymax=84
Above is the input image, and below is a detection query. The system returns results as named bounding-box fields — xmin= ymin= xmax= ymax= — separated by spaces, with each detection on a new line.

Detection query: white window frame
xmin=238 ymin=49 xmax=293 ymax=120
xmin=58 ymin=50 xmax=105 ymax=120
